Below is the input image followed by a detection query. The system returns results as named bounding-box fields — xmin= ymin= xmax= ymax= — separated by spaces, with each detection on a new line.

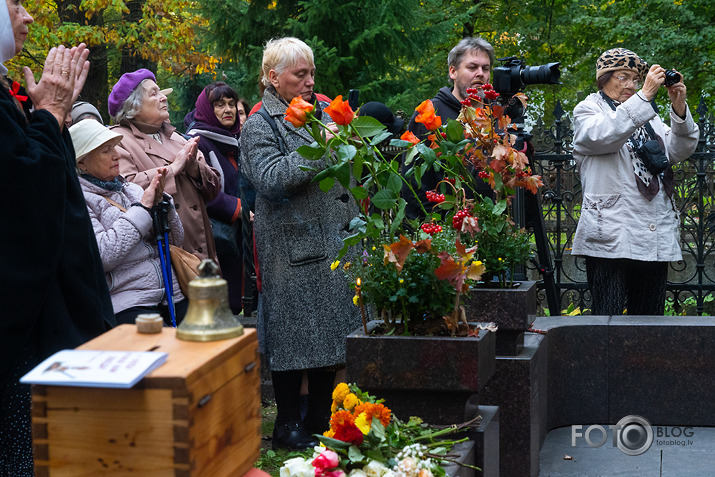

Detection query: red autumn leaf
xmin=413 ymin=238 xmax=432 ymax=254
xmin=383 ymin=235 xmax=414 ymax=271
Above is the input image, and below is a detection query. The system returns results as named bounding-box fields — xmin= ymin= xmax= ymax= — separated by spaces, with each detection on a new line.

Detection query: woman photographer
xmin=572 ymin=48 xmax=699 ymax=315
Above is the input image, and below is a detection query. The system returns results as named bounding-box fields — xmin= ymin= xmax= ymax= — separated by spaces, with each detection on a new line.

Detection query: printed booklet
xmin=20 ymin=349 xmax=168 ymax=389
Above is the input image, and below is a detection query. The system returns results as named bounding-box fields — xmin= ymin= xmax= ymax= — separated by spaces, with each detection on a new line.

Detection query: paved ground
xmin=539 ymin=426 xmax=715 ymax=476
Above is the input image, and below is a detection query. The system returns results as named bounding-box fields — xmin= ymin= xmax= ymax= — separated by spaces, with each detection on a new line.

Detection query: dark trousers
xmin=272 ymin=367 xmax=336 ymax=435
xmin=586 ymin=257 xmax=668 ymax=316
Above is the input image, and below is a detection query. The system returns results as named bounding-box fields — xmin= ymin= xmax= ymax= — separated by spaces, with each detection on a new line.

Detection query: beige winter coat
xmin=572 ymin=92 xmax=699 ymax=261
xmin=112 ymin=121 xmax=221 ymax=261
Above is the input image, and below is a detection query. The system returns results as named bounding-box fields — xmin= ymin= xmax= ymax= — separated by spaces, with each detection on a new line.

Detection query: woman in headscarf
xmin=184 ymin=82 xmax=243 ymax=314
xmin=571 ymin=48 xmax=699 ymax=315
xmin=0 ymin=0 xmax=114 ymax=472
xmin=108 ymin=69 xmax=221 ymax=262
xmin=69 ymin=119 xmax=187 ymax=326
xmin=240 ymin=37 xmax=360 ymax=450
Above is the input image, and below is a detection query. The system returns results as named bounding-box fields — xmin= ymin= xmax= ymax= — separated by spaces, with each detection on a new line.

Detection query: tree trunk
xmin=119 ymin=0 xmax=157 ymax=76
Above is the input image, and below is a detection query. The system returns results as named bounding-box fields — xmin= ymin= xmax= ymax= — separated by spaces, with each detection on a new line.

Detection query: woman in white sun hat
xmin=70 ymin=119 xmax=188 ymax=326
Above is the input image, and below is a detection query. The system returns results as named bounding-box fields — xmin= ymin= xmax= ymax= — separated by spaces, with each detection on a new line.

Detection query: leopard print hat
xmin=596 ymin=48 xmax=648 ymax=81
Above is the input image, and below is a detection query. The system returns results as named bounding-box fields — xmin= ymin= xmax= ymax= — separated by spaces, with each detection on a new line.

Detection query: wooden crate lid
xmin=76 ymin=324 xmax=257 ymax=387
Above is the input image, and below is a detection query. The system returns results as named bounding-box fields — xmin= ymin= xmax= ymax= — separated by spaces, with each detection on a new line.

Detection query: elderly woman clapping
xmin=70 ymin=119 xmax=187 ymax=326
xmin=108 ymin=69 xmax=220 ymax=261
xmin=571 ymin=48 xmax=699 ymax=315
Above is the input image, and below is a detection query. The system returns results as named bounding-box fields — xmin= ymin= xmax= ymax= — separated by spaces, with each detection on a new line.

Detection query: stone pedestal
xmin=478 ymin=333 xmax=547 ymax=477
xmin=443 ymin=405 xmax=499 ymax=477
xmin=346 ymin=321 xmax=495 ymax=425
xmin=465 ymin=281 xmax=537 ymax=355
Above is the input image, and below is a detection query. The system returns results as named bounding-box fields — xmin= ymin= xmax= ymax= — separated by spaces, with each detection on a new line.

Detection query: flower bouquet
xmin=287 ymin=85 xmax=542 ymax=335
xmin=280 ymin=383 xmax=479 ymax=477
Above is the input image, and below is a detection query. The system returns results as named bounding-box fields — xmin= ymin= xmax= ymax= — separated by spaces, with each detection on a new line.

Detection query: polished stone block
xmin=346 ymin=321 xmax=495 ymax=425
xmin=478 ymin=333 xmax=547 ymax=477
xmin=532 ymin=316 xmax=610 ymax=429
xmin=608 ymin=316 xmax=715 ymax=426
xmin=465 ymin=281 xmax=537 ymax=330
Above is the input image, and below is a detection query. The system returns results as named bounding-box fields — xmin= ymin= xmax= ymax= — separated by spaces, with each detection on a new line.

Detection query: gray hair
xmin=447 ymin=37 xmax=495 ymax=73
xmin=113 ymin=79 xmax=152 ymax=123
xmin=260 ymin=37 xmax=315 ymax=87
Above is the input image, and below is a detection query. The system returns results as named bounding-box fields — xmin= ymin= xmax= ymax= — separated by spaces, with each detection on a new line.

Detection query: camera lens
xmin=664 ymin=69 xmax=682 ymax=87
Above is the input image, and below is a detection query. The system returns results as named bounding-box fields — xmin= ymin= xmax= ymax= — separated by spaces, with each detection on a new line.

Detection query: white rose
xmin=349 ymin=469 xmax=368 ymax=477
xmin=281 ymin=457 xmax=315 ymax=477
xmin=364 ymin=460 xmax=389 ymax=477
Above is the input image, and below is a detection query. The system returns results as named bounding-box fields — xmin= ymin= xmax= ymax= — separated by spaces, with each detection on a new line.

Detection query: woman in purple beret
xmin=184 ymin=82 xmax=244 ymax=314
xmin=107 ymin=69 xmax=221 ymax=262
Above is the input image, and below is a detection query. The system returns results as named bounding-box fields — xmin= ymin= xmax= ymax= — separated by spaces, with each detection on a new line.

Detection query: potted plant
xmin=286 ymin=85 xmax=542 ymax=339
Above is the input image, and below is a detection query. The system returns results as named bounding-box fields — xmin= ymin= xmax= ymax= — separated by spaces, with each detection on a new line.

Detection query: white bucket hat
xmin=69 ymin=119 xmax=123 ymax=162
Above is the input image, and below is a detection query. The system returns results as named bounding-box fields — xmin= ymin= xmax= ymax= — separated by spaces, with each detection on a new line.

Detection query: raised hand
xmin=23 ymin=44 xmax=90 ymax=130
xmin=140 ymin=168 xmax=168 ymax=208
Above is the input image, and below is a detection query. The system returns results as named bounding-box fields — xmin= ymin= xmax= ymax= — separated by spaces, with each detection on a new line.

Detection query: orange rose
xmin=414 ymin=99 xmax=442 ymax=131
xmin=400 ymin=130 xmax=420 ymax=146
xmin=324 ymin=95 xmax=355 ymax=126
xmin=284 ymin=96 xmax=315 ymax=128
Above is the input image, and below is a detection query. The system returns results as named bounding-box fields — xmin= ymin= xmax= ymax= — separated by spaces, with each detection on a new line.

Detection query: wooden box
xmin=31 ymin=324 xmax=261 ymax=476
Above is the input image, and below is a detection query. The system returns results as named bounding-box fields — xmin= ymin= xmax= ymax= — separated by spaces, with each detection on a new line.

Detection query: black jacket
xmin=403 ymin=86 xmax=492 ymax=220
xmin=0 ymin=85 xmax=114 ymax=383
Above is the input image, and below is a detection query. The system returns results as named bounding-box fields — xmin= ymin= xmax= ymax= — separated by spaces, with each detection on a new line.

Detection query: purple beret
xmin=108 ymin=68 xmax=156 ymax=118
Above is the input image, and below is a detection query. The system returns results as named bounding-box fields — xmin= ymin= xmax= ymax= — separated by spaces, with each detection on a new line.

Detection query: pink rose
xmin=324 ymin=471 xmax=346 ymax=477
xmin=312 ymin=450 xmax=340 ymax=473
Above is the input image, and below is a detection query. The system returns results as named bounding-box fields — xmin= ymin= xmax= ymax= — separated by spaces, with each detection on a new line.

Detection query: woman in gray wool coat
xmin=240 ymin=37 xmax=361 ymax=450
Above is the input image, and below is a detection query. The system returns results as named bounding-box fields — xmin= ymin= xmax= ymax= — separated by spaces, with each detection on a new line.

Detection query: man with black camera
xmin=404 ymin=37 xmax=495 ymax=219
xmin=571 ymin=47 xmax=699 ymax=316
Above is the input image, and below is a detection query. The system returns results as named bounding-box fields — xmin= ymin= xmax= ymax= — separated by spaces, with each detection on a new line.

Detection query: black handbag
xmin=635 ymin=137 xmax=669 ymax=175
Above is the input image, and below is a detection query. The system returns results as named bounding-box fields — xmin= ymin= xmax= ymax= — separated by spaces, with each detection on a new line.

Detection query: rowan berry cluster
xmin=420 ymin=223 xmax=443 ymax=235
xmin=452 ymin=208 xmax=474 ymax=231
xmin=425 ymin=191 xmax=445 ymax=203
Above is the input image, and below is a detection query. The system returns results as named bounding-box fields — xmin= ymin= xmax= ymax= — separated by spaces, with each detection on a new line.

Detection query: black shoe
xmin=272 ymin=421 xmax=319 ymax=451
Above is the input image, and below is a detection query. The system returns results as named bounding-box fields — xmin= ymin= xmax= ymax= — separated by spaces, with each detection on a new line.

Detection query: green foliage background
xmin=169 ymin=0 xmax=714 ymax=127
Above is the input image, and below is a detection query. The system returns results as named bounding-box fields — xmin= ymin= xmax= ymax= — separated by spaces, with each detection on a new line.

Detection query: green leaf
xmin=371 ymin=189 xmax=398 ymax=210
xmin=416 ymin=143 xmax=437 ymax=166
xmin=402 ymin=146 xmax=419 ymax=166
xmin=335 ymin=161 xmax=351 ymax=188
xmin=351 ymin=186 xmax=368 ymax=200
xmin=347 ymin=445 xmax=366 ymax=463
xmin=296 ymin=144 xmax=325 ymax=160
xmin=445 ymin=118 xmax=465 ymax=142
xmin=386 ymin=172 xmax=402 ymax=194
xmin=317 ymin=435 xmax=352 ymax=449
xmin=370 ymin=130 xmax=393 ymax=146
xmin=319 ymin=177 xmax=335 ymax=192
xmin=338 ymin=144 xmax=357 ymax=162
xmin=493 ymin=199 xmax=508 ymax=216
xmin=353 ymin=154 xmax=364 ymax=180
xmin=352 ymin=116 xmax=386 ymax=137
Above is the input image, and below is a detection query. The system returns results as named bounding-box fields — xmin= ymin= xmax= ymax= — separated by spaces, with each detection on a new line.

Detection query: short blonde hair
xmin=261 ymin=37 xmax=315 ymax=87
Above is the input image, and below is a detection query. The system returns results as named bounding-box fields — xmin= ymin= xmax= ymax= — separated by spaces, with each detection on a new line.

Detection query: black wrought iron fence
xmin=528 ymin=98 xmax=715 ymax=315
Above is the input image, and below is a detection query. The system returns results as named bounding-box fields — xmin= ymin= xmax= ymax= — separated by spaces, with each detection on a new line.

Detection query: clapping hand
xmin=24 ymin=44 xmax=90 ymax=130
xmin=140 ymin=168 xmax=168 ymax=208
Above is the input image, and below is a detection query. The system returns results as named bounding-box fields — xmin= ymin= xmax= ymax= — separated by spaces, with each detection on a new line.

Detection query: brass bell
xmin=176 ymin=259 xmax=244 ymax=341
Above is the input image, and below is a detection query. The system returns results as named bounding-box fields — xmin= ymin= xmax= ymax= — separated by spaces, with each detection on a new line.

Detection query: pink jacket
xmin=112 ymin=121 xmax=220 ymax=261
xmin=80 ymin=177 xmax=185 ymax=314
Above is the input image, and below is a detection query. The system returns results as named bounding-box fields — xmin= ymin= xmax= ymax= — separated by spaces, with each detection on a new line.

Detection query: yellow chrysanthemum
xmin=331 ymin=401 xmax=339 ymax=413
xmin=330 ymin=260 xmax=340 ymax=270
xmin=354 ymin=412 xmax=371 ymax=435
xmin=343 ymin=393 xmax=360 ymax=410
xmin=323 ymin=428 xmax=336 ymax=438
xmin=332 ymin=382 xmax=350 ymax=405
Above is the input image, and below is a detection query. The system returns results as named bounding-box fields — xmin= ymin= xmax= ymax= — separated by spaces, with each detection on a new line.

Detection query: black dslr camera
xmin=664 ymin=69 xmax=682 ymax=87
xmin=491 ymin=57 xmax=561 ymax=124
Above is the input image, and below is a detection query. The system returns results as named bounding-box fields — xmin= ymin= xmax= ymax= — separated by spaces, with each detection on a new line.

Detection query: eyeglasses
xmin=613 ymin=75 xmax=640 ymax=88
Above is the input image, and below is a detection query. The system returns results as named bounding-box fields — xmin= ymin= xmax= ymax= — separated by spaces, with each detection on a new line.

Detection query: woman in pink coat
xmin=108 ymin=69 xmax=221 ymax=262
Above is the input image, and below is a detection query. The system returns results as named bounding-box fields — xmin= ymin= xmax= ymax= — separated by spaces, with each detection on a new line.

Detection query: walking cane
xmin=151 ymin=199 xmax=177 ymax=327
